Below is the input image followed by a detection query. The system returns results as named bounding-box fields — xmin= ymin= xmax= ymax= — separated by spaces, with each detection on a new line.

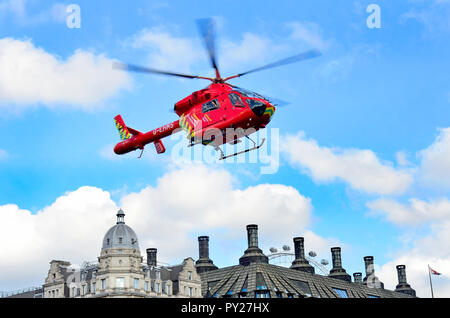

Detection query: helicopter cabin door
xmin=199 ymin=97 xmax=225 ymax=128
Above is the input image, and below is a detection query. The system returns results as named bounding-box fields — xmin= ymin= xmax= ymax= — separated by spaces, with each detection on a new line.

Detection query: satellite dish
xmin=269 ymin=247 xmax=278 ymax=253
xmin=308 ymin=251 xmax=317 ymax=257
xmin=282 ymin=245 xmax=290 ymax=251
xmin=321 ymin=259 xmax=329 ymax=266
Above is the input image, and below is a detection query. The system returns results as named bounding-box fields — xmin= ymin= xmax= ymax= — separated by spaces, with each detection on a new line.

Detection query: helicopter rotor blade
xmin=196 ymin=18 xmax=221 ymax=79
xmin=229 ymin=84 xmax=290 ymax=107
xmin=113 ymin=62 xmax=214 ymax=81
xmin=223 ymin=49 xmax=322 ymax=81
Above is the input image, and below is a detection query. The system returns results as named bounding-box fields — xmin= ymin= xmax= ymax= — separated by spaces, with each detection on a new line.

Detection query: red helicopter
xmin=113 ymin=19 xmax=321 ymax=160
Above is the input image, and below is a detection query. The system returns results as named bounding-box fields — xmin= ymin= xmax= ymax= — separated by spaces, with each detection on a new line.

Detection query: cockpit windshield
xmin=232 ymin=87 xmax=269 ymax=101
xmin=246 ymin=99 xmax=267 ymax=117
xmin=229 ymin=93 xmax=246 ymax=108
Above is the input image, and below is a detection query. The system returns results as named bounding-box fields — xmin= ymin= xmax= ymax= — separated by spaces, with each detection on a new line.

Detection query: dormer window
xmin=106 ymin=239 xmax=110 ymax=245
xmin=119 ymin=237 xmax=123 ymax=244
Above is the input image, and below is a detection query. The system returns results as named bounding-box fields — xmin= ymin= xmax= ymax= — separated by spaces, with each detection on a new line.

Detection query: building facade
xmin=42 ymin=209 xmax=201 ymax=298
xmin=196 ymin=225 xmax=417 ymax=298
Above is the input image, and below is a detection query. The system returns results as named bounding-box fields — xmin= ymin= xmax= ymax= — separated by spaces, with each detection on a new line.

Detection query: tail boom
xmin=113 ymin=119 xmax=180 ymax=155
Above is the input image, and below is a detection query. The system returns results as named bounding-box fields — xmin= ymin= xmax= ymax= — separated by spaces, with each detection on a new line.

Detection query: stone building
xmin=42 ymin=209 xmax=201 ymax=298
xmin=196 ymin=224 xmax=417 ymax=298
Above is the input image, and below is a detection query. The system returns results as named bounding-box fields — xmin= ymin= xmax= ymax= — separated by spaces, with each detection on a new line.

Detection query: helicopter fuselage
xmin=113 ymin=83 xmax=275 ymax=156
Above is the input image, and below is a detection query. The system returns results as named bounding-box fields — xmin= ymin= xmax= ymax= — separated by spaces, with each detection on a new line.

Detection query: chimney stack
xmin=353 ymin=272 xmax=363 ymax=283
xmin=328 ymin=247 xmax=351 ymax=282
xmin=195 ymin=236 xmax=218 ymax=274
xmin=146 ymin=248 xmax=157 ymax=267
xmin=239 ymin=225 xmax=269 ymax=266
xmin=247 ymin=224 xmax=259 ymax=248
xmin=290 ymin=237 xmax=314 ymax=274
xmin=363 ymin=256 xmax=384 ymax=289
xmin=395 ymin=265 xmax=416 ymax=297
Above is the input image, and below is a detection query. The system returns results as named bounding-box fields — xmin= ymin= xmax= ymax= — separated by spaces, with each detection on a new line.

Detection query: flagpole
xmin=428 ymin=264 xmax=434 ymax=298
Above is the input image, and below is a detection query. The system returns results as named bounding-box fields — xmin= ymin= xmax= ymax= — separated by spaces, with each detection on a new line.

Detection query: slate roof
xmin=197 ymin=225 xmax=416 ymax=299
xmin=199 ymin=262 xmax=413 ymax=298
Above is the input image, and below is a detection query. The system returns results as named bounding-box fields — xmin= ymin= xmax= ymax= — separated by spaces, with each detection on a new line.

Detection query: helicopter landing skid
xmin=217 ymin=136 xmax=265 ymax=160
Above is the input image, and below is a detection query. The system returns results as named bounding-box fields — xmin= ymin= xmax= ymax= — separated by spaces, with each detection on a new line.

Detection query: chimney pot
xmin=146 ymin=248 xmax=157 ymax=267
xmin=290 ymin=237 xmax=314 ymax=274
xmin=246 ymin=224 xmax=259 ymax=248
xmin=363 ymin=256 xmax=384 ymax=289
xmin=364 ymin=256 xmax=374 ymax=276
xmin=195 ymin=236 xmax=218 ymax=273
xmin=353 ymin=272 xmax=363 ymax=283
xmin=396 ymin=265 xmax=407 ymax=284
xmin=331 ymin=247 xmax=343 ymax=269
xmin=328 ymin=247 xmax=351 ymax=282
xmin=198 ymin=236 xmax=210 ymax=259
xmin=239 ymin=224 xmax=268 ymax=266
xmin=395 ymin=264 xmax=416 ymax=296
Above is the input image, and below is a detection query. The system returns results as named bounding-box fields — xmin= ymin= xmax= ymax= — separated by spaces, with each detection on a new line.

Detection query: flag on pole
xmin=430 ymin=267 xmax=441 ymax=275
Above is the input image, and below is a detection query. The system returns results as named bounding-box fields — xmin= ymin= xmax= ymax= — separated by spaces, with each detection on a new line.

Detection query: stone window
xmin=101 ymin=279 xmax=106 ymax=290
xmin=187 ymin=271 xmax=192 ymax=280
xmin=116 ymin=277 xmax=125 ymax=288
xmin=144 ymin=281 xmax=149 ymax=292
xmin=134 ymin=278 xmax=139 ymax=289
xmin=155 ymin=282 xmax=160 ymax=293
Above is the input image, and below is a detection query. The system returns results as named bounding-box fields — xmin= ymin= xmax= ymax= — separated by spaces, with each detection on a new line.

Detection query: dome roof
xmin=101 ymin=209 xmax=139 ymax=250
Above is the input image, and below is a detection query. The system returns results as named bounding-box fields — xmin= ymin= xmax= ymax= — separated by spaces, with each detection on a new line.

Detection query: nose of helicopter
xmin=263 ymin=103 xmax=275 ymax=119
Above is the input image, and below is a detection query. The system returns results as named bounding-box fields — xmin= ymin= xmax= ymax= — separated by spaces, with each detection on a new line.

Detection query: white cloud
xmin=378 ymin=221 xmax=450 ymax=297
xmin=0 ymin=187 xmax=117 ymax=290
xmin=0 ymin=149 xmax=7 ymax=160
xmin=127 ymin=23 xmax=324 ymax=78
xmin=400 ymin=0 xmax=450 ymax=35
xmin=396 ymin=151 xmax=412 ymax=167
xmin=0 ymin=1 xmax=68 ymax=25
xmin=0 ymin=164 xmax=338 ymax=291
xmin=129 ymin=27 xmax=203 ymax=74
xmin=129 ymin=26 xmax=277 ymax=76
xmin=419 ymin=128 xmax=450 ymax=189
xmin=281 ymin=132 xmax=414 ymax=195
xmin=0 ymin=38 xmax=132 ymax=110
xmin=0 ymin=0 xmax=27 ymax=20
xmin=120 ymin=164 xmax=315 ymax=261
xmin=367 ymin=198 xmax=450 ymax=226
xmin=286 ymin=21 xmax=331 ymax=51
xmin=219 ymin=33 xmax=275 ymax=72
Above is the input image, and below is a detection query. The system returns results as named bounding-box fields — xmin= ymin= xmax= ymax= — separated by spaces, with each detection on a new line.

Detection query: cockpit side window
xmin=229 ymin=93 xmax=246 ymax=108
xmin=202 ymin=99 xmax=220 ymax=113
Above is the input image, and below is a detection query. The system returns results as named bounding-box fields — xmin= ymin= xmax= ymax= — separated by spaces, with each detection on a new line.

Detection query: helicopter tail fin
xmin=114 ymin=114 xmax=142 ymax=140
xmin=114 ymin=115 xmax=132 ymax=140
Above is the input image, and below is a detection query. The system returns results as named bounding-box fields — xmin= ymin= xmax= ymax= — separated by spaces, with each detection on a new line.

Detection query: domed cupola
xmin=102 ymin=209 xmax=140 ymax=250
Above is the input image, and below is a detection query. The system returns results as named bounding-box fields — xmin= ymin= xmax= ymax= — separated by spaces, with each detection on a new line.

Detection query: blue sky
xmin=1 ymin=0 xmax=450 ymax=296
